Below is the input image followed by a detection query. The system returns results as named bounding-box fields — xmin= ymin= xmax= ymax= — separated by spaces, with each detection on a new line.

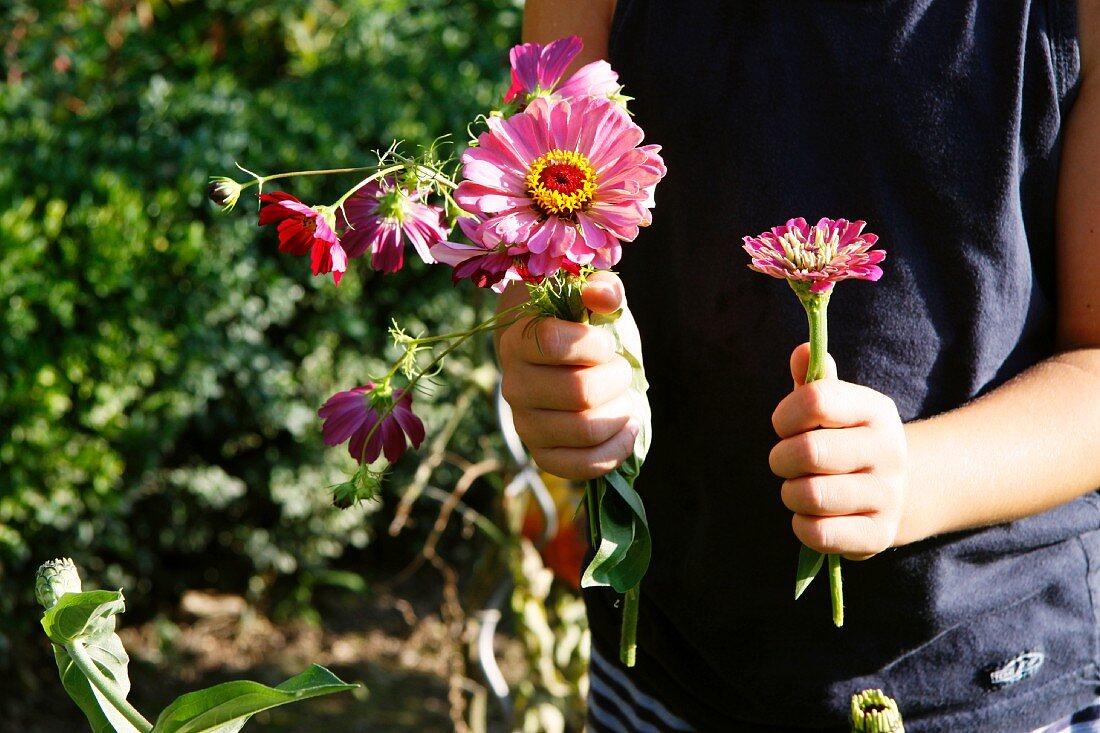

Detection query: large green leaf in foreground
xmin=152 ymin=664 xmax=357 ymax=733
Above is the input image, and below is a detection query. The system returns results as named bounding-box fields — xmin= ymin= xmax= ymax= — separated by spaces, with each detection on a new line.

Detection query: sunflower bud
xmin=851 ymin=689 xmax=904 ymax=733
xmin=35 ymin=557 xmax=82 ymax=610
xmin=208 ymin=177 xmax=243 ymax=211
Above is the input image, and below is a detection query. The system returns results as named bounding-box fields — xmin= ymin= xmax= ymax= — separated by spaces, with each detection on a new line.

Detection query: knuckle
xmin=794 ymin=432 xmax=823 ymax=469
xmin=509 ymin=410 xmax=540 ymax=447
xmin=801 ymin=476 xmax=829 ymax=513
xmin=565 ymin=372 xmax=596 ymax=410
xmin=574 ymin=415 xmax=603 ymax=447
xmin=500 ymin=372 xmax=524 ymax=407
xmin=535 ymin=319 xmax=566 ymax=361
xmin=801 ymin=381 xmax=830 ymax=421
xmin=793 ymin=515 xmax=829 ymax=553
xmin=531 ymin=450 xmax=570 ymax=480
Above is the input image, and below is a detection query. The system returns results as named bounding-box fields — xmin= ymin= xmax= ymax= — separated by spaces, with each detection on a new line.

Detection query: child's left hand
xmin=769 ymin=343 xmax=909 ymax=560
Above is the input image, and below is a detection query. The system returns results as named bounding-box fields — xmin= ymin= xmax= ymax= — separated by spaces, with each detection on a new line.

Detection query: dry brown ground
xmin=5 ymin=580 xmax=521 ymax=733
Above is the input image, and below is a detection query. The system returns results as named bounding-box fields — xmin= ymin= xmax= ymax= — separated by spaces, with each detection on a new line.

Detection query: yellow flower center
xmin=525 ymin=149 xmax=598 ymax=218
xmin=780 ymin=225 xmax=840 ymax=272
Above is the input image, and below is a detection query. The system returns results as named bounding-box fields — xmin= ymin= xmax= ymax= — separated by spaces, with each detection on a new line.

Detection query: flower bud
xmin=208 ymin=177 xmax=243 ymax=211
xmin=850 ymin=689 xmax=904 ymax=733
xmin=35 ymin=557 xmax=82 ymax=610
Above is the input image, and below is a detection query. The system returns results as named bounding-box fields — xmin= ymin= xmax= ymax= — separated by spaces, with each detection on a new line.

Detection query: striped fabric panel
xmin=586 ymin=646 xmax=695 ymax=733
xmin=586 ymin=650 xmax=1099 ymax=733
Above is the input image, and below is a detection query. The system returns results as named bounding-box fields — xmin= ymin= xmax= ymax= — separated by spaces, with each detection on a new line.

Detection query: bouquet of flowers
xmin=212 ymin=36 xmax=666 ymax=666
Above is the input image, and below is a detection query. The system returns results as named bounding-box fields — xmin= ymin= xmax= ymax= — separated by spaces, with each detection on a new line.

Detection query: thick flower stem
xmin=829 ymin=553 xmax=844 ymax=627
xmin=67 ymin=639 xmax=153 ymax=733
xmin=620 ymin=586 xmax=639 ymax=667
xmin=799 ymin=289 xmax=844 ymax=627
xmin=803 ymin=293 xmax=830 ymax=383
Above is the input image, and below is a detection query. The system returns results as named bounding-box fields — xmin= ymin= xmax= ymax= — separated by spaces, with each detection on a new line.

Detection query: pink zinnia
xmin=259 ymin=192 xmax=347 ymax=285
xmin=442 ymin=96 xmax=665 ymax=281
xmin=318 ymin=384 xmax=425 ymax=465
xmin=742 ymin=217 xmax=885 ymax=294
xmin=504 ymin=35 xmax=621 ymax=106
xmin=339 ymin=179 xmax=449 ymax=273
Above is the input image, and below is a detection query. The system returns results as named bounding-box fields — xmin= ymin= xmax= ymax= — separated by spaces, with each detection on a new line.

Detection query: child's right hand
xmin=497 ymin=272 xmax=641 ymax=481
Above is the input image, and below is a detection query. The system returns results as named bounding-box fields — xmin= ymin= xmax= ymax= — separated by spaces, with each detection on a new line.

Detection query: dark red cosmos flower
xmin=258 ymin=192 xmax=348 ymax=285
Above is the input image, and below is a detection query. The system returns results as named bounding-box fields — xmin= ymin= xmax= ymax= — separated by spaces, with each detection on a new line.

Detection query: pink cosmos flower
xmin=318 ymin=383 xmax=425 ymax=465
xmin=338 ymin=179 xmax=449 ymax=273
xmin=259 ymin=192 xmax=348 ymax=285
xmin=742 ymin=217 xmax=885 ymax=294
xmin=431 ymin=218 xmax=582 ymax=291
xmin=430 ymin=217 xmax=530 ymax=291
xmin=438 ymin=95 xmax=666 ymax=284
xmin=504 ymin=35 xmax=621 ymax=106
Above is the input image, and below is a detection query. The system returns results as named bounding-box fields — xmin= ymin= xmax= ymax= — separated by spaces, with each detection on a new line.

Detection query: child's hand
xmin=769 ymin=344 xmax=908 ymax=560
xmin=497 ymin=272 xmax=640 ymax=481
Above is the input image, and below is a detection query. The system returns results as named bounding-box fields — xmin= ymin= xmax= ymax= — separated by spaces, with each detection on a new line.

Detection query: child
xmin=498 ymin=0 xmax=1100 ymax=730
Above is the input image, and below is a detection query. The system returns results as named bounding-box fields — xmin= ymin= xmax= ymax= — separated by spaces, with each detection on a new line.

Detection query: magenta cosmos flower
xmin=742 ymin=217 xmax=885 ymax=294
xmin=431 ymin=217 xmax=580 ymax=291
xmin=259 ymin=192 xmax=348 ymax=285
xmin=504 ymin=35 xmax=620 ymax=106
xmin=438 ymin=96 xmax=666 ymax=282
xmin=338 ymin=179 xmax=449 ymax=273
xmin=318 ymin=384 xmax=425 ymax=465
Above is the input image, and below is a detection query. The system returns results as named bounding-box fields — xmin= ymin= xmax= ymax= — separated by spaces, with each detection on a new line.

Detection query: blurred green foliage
xmin=0 ymin=0 xmax=521 ymax=665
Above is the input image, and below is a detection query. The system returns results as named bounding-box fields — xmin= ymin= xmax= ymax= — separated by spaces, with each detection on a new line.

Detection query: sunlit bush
xmin=0 ymin=0 xmax=522 ymax=664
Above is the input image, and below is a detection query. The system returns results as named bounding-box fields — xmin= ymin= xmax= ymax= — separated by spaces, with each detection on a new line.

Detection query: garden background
xmin=0 ymin=1 xmax=590 ymax=730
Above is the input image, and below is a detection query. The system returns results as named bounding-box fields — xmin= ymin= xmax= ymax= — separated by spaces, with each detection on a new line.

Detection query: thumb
xmin=581 ymin=271 xmax=625 ymax=315
xmin=790 ymin=342 xmax=838 ymax=387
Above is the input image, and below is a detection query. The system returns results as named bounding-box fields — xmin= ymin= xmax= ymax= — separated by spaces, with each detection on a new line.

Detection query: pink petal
xmin=556 ymin=60 xmax=620 ymax=100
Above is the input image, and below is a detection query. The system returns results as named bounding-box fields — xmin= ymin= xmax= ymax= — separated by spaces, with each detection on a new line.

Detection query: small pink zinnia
xmin=504 ymin=35 xmax=621 ymax=106
xmin=442 ymin=96 xmax=665 ymax=281
xmin=259 ymin=192 xmax=348 ymax=285
xmin=742 ymin=217 xmax=885 ymax=294
xmin=318 ymin=384 xmax=425 ymax=465
xmin=339 ymin=179 xmax=449 ymax=273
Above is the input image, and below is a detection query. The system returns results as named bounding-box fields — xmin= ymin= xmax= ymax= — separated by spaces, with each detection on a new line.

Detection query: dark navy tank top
xmin=587 ymin=1 xmax=1093 ymax=730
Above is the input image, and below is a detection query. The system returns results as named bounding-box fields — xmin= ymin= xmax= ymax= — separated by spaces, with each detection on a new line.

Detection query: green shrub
xmin=0 ymin=0 xmax=521 ymax=665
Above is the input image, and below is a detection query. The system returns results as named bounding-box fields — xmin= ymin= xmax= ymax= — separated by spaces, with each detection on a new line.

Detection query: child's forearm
xmin=897 ymin=348 xmax=1100 ymax=545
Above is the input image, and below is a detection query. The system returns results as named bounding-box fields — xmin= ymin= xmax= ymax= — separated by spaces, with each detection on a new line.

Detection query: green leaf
xmin=581 ymin=467 xmax=653 ymax=594
xmin=795 ymin=544 xmax=825 ymax=599
xmin=41 ymin=590 xmax=126 ymax=646
xmin=581 ymin=479 xmax=634 ymax=590
xmin=600 ymin=468 xmax=652 ymax=593
xmin=152 ymin=664 xmax=358 ymax=733
xmin=54 ymin=636 xmax=141 ymax=733
xmin=42 ymin=590 xmax=140 ymax=733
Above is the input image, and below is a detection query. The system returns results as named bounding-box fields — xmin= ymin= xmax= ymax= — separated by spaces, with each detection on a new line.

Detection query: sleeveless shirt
xmin=586 ymin=1 xmax=1094 ymax=730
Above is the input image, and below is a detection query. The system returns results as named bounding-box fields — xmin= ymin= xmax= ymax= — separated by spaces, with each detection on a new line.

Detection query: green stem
xmin=403 ymin=302 xmax=529 ymax=346
xmin=803 ymin=295 xmax=830 ymax=383
xmin=620 ymin=586 xmax=639 ymax=667
xmin=67 ymin=639 xmax=153 ymax=733
xmin=829 ymin=553 xmax=844 ymax=627
xmin=585 ymin=479 xmax=600 ymax=545
xmin=799 ymin=289 xmax=845 ymax=627
xmin=332 ymin=164 xmax=409 ymax=210
xmin=358 ymin=303 xmax=534 ymax=464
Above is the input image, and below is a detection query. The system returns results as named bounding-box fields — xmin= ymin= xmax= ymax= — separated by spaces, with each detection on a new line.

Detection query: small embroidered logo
xmin=989 ymin=651 xmax=1045 ymax=687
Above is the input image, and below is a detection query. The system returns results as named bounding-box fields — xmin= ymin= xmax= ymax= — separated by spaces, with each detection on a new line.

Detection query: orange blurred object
xmin=520 ymin=473 xmax=588 ymax=590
